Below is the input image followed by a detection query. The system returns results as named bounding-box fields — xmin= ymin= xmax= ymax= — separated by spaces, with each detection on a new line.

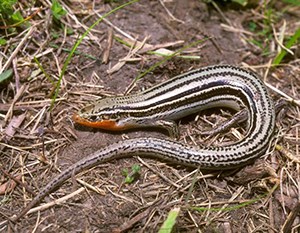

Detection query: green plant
xmin=203 ymin=0 xmax=249 ymax=7
xmin=51 ymin=0 xmax=66 ymax=21
xmin=282 ymin=0 xmax=300 ymax=6
xmin=273 ymin=27 xmax=300 ymax=65
xmin=245 ymin=2 xmax=279 ymax=56
xmin=50 ymin=0 xmax=139 ymax=108
xmin=0 ymin=0 xmax=16 ymax=15
xmin=0 ymin=38 xmax=7 ymax=46
xmin=246 ymin=1 xmax=300 ymax=60
xmin=134 ymin=39 xmax=208 ymax=82
xmin=0 ymin=0 xmax=26 ymax=28
xmin=0 ymin=69 xmax=12 ymax=84
xmin=232 ymin=0 xmax=248 ymax=5
xmin=122 ymin=164 xmax=141 ymax=184
xmin=158 ymin=207 xmax=180 ymax=233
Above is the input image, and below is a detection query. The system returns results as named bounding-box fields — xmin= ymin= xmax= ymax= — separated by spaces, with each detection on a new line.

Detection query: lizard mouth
xmin=72 ymin=113 xmax=123 ymax=130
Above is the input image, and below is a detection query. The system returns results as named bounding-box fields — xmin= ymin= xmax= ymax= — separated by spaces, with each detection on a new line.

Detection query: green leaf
xmin=132 ymin=164 xmax=141 ymax=173
xmin=158 ymin=207 xmax=180 ymax=233
xmin=66 ymin=27 xmax=74 ymax=35
xmin=0 ymin=38 xmax=7 ymax=46
xmin=0 ymin=69 xmax=13 ymax=83
xmin=0 ymin=0 xmax=17 ymax=14
xmin=273 ymin=27 xmax=300 ymax=65
xmin=122 ymin=164 xmax=141 ymax=184
xmin=51 ymin=31 xmax=59 ymax=39
xmin=11 ymin=10 xmax=24 ymax=23
xmin=282 ymin=0 xmax=300 ymax=6
xmin=125 ymin=176 xmax=134 ymax=184
xmin=51 ymin=0 xmax=67 ymax=21
xmin=231 ymin=0 xmax=248 ymax=6
xmin=248 ymin=21 xmax=257 ymax=32
xmin=122 ymin=168 xmax=129 ymax=176
xmin=191 ymin=196 xmax=260 ymax=212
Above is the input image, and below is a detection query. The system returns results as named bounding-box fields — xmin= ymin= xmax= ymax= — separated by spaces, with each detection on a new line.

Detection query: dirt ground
xmin=1 ymin=0 xmax=300 ymax=232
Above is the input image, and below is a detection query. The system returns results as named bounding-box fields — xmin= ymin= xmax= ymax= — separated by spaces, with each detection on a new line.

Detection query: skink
xmin=12 ymin=65 xmax=275 ymax=221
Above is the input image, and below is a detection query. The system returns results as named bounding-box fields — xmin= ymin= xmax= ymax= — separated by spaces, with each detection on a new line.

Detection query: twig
xmin=137 ymin=157 xmax=180 ymax=188
xmin=0 ymin=26 xmax=35 ymax=73
xmin=94 ymin=11 xmax=135 ymax=41
xmin=112 ymin=207 xmax=152 ymax=233
xmin=272 ymin=21 xmax=294 ymax=56
xmin=4 ymin=85 xmax=27 ymax=124
xmin=13 ymin=187 xmax=86 ymax=217
xmin=159 ymin=0 xmax=184 ymax=23
xmin=0 ymin=167 xmax=34 ymax=194
xmin=281 ymin=201 xmax=300 ymax=233
xmin=275 ymin=144 xmax=300 ymax=164
xmin=107 ymin=36 xmax=148 ymax=74
xmin=102 ymin=29 xmax=114 ymax=64
xmin=265 ymin=82 xmax=300 ymax=107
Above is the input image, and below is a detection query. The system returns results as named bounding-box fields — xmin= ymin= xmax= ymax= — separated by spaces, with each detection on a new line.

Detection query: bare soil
xmin=1 ymin=0 xmax=300 ymax=232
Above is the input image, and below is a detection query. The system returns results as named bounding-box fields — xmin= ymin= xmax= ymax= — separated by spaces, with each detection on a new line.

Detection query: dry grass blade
xmin=0 ymin=27 xmax=35 ymax=73
xmin=22 ymin=187 xmax=85 ymax=216
xmin=281 ymin=201 xmax=300 ymax=233
xmin=107 ymin=37 xmax=148 ymax=74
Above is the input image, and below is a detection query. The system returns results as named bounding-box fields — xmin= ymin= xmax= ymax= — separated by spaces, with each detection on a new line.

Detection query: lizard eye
xmin=89 ymin=115 xmax=99 ymax=122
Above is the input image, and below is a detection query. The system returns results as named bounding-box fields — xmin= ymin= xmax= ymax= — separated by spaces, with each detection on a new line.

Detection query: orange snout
xmin=72 ymin=113 xmax=124 ymax=131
